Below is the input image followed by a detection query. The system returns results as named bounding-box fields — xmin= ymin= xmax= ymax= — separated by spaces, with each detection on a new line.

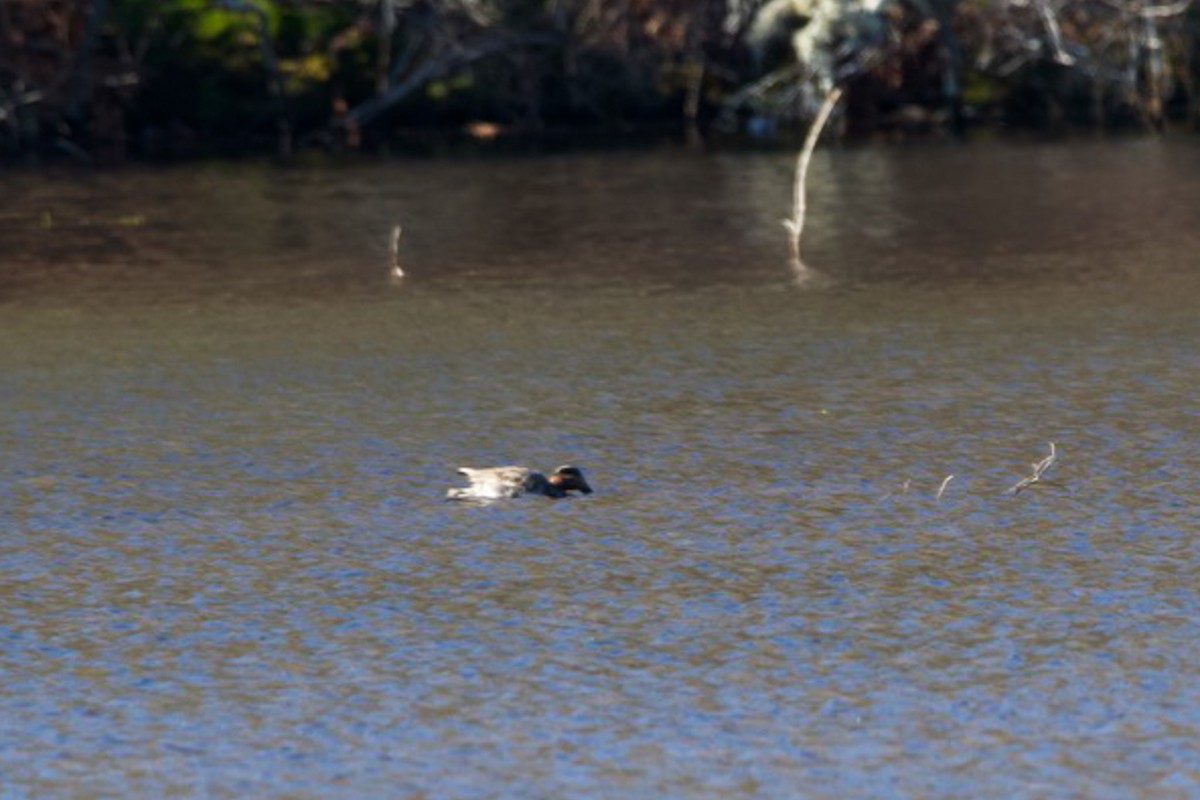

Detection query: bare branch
xmin=342 ymin=32 xmax=558 ymax=130
xmin=1034 ymin=0 xmax=1075 ymax=65
xmin=783 ymin=85 xmax=842 ymax=270
xmin=1140 ymin=1 xmax=1194 ymax=19
xmin=1007 ymin=442 xmax=1059 ymax=495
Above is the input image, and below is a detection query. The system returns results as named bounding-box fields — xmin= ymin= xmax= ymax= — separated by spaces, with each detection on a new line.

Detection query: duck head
xmin=549 ymin=465 xmax=593 ymax=495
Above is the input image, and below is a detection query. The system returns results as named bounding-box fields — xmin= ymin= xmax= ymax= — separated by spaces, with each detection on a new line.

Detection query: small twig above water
xmin=389 ymin=224 xmax=405 ymax=278
xmin=936 ymin=474 xmax=955 ymax=501
xmin=1007 ymin=442 xmax=1058 ymax=495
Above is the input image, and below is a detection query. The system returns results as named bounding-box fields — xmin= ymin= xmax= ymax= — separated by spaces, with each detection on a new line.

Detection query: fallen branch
xmin=1034 ymin=0 xmax=1076 ymax=65
xmin=1007 ymin=442 xmax=1058 ymax=495
xmin=782 ymin=86 xmax=842 ymax=271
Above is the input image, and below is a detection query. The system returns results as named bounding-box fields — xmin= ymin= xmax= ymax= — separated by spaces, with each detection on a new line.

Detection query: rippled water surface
xmin=3 ymin=140 xmax=1200 ymax=798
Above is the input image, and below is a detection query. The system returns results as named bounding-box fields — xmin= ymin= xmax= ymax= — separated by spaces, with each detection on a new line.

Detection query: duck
xmin=446 ymin=465 xmax=593 ymax=501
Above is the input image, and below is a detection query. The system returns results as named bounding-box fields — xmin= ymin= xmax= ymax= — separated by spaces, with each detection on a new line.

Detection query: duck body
xmin=446 ymin=465 xmax=593 ymax=501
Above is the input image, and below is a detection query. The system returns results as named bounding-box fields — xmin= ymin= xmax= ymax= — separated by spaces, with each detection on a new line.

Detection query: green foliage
xmin=111 ymin=0 xmax=165 ymax=31
xmin=6 ymin=0 xmax=1200 ymax=160
xmin=174 ymin=0 xmax=281 ymax=41
xmin=962 ymin=73 xmax=999 ymax=107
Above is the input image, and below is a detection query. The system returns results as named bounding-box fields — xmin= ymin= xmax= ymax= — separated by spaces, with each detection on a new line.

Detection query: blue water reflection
xmin=3 ymin=141 xmax=1200 ymax=798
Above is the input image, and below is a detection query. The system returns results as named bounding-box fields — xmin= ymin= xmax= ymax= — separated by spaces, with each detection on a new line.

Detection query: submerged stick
xmin=783 ymin=86 xmax=843 ymax=270
xmin=880 ymin=478 xmax=913 ymax=502
xmin=1008 ymin=442 xmax=1058 ymax=495
xmin=389 ymin=224 xmax=404 ymax=278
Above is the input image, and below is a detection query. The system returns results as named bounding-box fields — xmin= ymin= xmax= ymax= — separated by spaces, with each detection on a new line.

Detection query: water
xmin=2 ymin=139 xmax=1199 ymax=798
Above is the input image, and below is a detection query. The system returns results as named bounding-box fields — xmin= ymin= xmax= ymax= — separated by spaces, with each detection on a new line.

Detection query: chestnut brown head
xmin=550 ymin=465 xmax=593 ymax=494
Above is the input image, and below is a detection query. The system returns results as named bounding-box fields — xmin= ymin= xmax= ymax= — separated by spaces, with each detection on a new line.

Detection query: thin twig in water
xmin=881 ymin=478 xmax=912 ymax=502
xmin=783 ymin=86 xmax=842 ymax=271
xmin=1007 ymin=442 xmax=1058 ymax=495
xmin=389 ymin=224 xmax=404 ymax=278
xmin=936 ymin=474 xmax=955 ymax=500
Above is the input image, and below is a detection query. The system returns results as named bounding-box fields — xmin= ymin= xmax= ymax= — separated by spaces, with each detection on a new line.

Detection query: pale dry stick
xmin=1034 ymin=0 xmax=1076 ymax=65
xmin=389 ymin=224 xmax=405 ymax=278
xmin=936 ymin=474 xmax=955 ymax=501
xmin=1140 ymin=1 xmax=1194 ymax=18
xmin=1007 ymin=442 xmax=1059 ymax=495
xmin=783 ymin=86 xmax=843 ymax=271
